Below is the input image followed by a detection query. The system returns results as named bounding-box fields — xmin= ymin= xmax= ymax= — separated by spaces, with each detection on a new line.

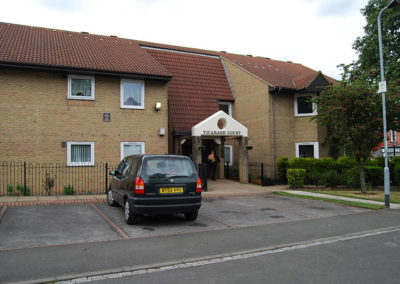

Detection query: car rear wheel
xmin=107 ymin=188 xmax=117 ymax=207
xmin=184 ymin=211 xmax=198 ymax=221
xmin=124 ymin=199 xmax=138 ymax=224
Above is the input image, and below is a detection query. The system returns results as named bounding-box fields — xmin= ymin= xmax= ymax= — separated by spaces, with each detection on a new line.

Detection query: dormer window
xmin=294 ymin=94 xmax=317 ymax=117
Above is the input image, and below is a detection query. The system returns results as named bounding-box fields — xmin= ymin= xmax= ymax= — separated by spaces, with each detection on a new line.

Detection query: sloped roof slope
xmin=221 ymin=53 xmax=336 ymax=90
xmin=144 ymin=47 xmax=234 ymax=134
xmin=0 ymin=22 xmax=171 ymax=78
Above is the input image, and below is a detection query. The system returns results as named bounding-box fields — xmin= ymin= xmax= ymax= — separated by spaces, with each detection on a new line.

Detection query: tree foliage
xmin=341 ymin=0 xmax=400 ymax=83
xmin=313 ymin=80 xmax=400 ymax=192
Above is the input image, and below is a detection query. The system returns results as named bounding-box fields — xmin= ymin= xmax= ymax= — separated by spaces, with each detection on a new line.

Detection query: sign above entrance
xmin=191 ymin=111 xmax=248 ymax=137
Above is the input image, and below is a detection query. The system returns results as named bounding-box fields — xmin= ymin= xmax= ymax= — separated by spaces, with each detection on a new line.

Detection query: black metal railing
xmin=224 ymin=162 xmax=276 ymax=185
xmin=0 ymin=162 xmax=116 ymax=196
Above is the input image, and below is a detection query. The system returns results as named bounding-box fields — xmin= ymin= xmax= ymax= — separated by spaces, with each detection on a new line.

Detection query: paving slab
xmin=0 ymin=204 xmax=120 ymax=250
xmin=96 ymin=203 xmax=228 ymax=238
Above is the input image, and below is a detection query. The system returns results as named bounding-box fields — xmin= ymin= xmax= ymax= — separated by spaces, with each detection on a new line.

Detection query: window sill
xmin=68 ymin=96 xmax=95 ymax=101
xmin=67 ymin=163 xmax=95 ymax=167
xmin=121 ymin=105 xmax=145 ymax=110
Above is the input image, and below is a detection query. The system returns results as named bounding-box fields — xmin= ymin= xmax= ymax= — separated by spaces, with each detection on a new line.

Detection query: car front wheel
xmin=184 ymin=211 xmax=198 ymax=221
xmin=124 ymin=199 xmax=138 ymax=225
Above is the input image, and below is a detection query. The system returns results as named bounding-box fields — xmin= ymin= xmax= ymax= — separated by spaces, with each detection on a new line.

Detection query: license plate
xmin=159 ymin=187 xmax=184 ymax=194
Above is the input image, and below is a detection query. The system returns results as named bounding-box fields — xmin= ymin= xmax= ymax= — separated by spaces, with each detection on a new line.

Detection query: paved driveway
xmin=0 ymin=194 xmax=367 ymax=250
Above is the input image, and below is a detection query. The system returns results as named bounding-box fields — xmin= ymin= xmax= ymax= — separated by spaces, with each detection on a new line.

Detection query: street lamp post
xmin=377 ymin=0 xmax=399 ymax=208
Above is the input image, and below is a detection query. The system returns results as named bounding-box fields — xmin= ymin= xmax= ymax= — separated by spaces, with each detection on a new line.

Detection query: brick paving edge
xmin=0 ymin=199 xmax=107 ymax=207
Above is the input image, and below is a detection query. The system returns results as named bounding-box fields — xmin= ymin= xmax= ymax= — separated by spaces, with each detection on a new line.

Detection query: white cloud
xmin=0 ymin=0 xmax=370 ymax=79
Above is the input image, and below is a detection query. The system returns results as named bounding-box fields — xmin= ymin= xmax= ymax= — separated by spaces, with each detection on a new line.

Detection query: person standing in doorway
xmin=208 ymin=150 xmax=220 ymax=181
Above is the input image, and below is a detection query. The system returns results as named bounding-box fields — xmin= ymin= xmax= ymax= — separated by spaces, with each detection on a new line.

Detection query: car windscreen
xmin=142 ymin=157 xmax=196 ymax=178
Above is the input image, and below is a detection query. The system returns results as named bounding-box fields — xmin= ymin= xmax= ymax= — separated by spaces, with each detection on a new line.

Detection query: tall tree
xmin=341 ymin=0 xmax=400 ymax=83
xmin=313 ymin=80 xmax=400 ymax=193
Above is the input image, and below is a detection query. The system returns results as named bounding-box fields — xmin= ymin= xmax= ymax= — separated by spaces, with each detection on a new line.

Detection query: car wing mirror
xmin=109 ymin=171 xmax=116 ymax=176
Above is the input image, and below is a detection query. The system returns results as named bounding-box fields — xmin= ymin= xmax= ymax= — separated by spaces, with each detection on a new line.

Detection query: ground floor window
xmin=295 ymin=142 xmax=319 ymax=158
xmin=67 ymin=142 xmax=94 ymax=166
xmin=121 ymin=142 xmax=145 ymax=160
xmin=224 ymin=145 xmax=233 ymax=165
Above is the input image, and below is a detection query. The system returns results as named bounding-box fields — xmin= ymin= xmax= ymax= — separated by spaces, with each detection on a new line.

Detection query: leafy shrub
xmin=371 ymin=157 xmax=385 ymax=168
xmin=7 ymin=185 xmax=14 ymax=196
xmin=287 ymin=169 xmax=306 ymax=188
xmin=390 ymin=157 xmax=400 ymax=167
xmin=344 ymin=166 xmax=383 ymax=188
xmin=289 ymin=158 xmax=316 ymax=184
xmin=337 ymin=156 xmax=357 ymax=174
xmin=344 ymin=166 xmax=360 ymax=188
xmin=16 ymin=184 xmax=31 ymax=196
xmin=43 ymin=172 xmax=55 ymax=196
xmin=365 ymin=166 xmax=384 ymax=186
xmin=261 ymin=175 xmax=273 ymax=186
xmin=277 ymin=157 xmax=289 ymax=184
xmin=63 ymin=185 xmax=75 ymax=195
xmin=394 ymin=165 xmax=400 ymax=186
xmin=320 ymin=170 xmax=339 ymax=188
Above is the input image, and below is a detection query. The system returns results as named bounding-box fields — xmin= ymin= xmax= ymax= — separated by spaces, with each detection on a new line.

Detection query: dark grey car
xmin=107 ymin=155 xmax=202 ymax=224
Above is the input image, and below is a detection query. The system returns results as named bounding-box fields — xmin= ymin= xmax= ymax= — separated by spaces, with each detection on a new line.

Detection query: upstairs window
xmin=294 ymin=94 xmax=316 ymax=116
xmin=121 ymin=79 xmax=145 ymax=109
xmin=68 ymin=75 xmax=95 ymax=100
xmin=219 ymin=102 xmax=232 ymax=116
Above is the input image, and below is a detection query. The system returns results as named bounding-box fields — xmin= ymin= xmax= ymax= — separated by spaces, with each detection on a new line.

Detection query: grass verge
xmin=273 ymin=191 xmax=386 ymax=210
xmin=305 ymin=190 xmax=400 ymax=204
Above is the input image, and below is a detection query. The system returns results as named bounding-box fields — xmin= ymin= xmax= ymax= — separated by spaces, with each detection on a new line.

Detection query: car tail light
xmin=196 ymin=177 xmax=202 ymax=193
xmin=134 ymin=177 xmax=145 ymax=194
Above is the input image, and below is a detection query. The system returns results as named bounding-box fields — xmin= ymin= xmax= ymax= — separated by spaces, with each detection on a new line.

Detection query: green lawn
xmin=304 ymin=189 xmax=400 ymax=204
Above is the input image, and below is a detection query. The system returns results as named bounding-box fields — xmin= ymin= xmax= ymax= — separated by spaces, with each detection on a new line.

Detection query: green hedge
xmin=278 ymin=156 xmax=389 ymax=188
xmin=287 ymin=169 xmax=306 ymax=188
xmin=394 ymin=164 xmax=400 ymax=186
xmin=277 ymin=157 xmax=289 ymax=184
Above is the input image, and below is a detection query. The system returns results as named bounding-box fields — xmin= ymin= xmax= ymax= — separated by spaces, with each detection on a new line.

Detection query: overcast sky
xmin=0 ymin=0 xmax=370 ymax=79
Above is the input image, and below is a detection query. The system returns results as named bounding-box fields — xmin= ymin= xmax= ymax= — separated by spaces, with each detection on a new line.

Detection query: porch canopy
xmin=191 ymin=110 xmax=248 ymax=137
xmin=191 ymin=111 xmax=249 ymax=183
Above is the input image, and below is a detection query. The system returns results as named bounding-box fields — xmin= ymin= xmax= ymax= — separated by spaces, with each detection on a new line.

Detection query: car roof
xmin=124 ymin=154 xmax=190 ymax=160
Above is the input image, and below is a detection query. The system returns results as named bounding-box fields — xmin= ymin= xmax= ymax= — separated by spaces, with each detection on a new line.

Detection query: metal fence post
xmin=261 ymin=163 xmax=264 ymax=186
xmin=23 ymin=161 xmax=27 ymax=195
xmin=105 ymin=163 xmax=108 ymax=193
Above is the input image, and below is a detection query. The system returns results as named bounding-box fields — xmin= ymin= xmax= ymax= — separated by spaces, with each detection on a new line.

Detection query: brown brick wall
xmin=0 ymin=68 xmax=168 ymax=166
xmin=222 ymin=60 xmax=329 ymax=178
xmin=223 ymin=60 xmax=273 ymax=169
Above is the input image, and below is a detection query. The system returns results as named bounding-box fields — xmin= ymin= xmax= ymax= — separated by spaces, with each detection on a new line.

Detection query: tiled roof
xmin=136 ymin=40 xmax=336 ymax=90
xmin=221 ymin=53 xmax=335 ymax=90
xmin=144 ymin=47 xmax=234 ymax=134
xmin=0 ymin=22 xmax=171 ymax=78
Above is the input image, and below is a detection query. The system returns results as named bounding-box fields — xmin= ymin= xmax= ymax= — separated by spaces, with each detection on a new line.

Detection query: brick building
xmin=0 ymin=22 xmax=335 ymax=186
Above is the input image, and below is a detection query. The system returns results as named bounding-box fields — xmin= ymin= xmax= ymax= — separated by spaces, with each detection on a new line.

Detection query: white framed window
xmin=67 ymin=142 xmax=95 ymax=166
xmin=294 ymin=94 xmax=317 ymax=117
xmin=295 ymin=142 xmax=319 ymax=158
xmin=120 ymin=142 xmax=145 ymax=160
xmin=219 ymin=102 xmax=232 ymax=116
xmin=68 ymin=75 xmax=95 ymax=100
xmin=121 ymin=79 xmax=145 ymax=109
xmin=224 ymin=145 xmax=233 ymax=165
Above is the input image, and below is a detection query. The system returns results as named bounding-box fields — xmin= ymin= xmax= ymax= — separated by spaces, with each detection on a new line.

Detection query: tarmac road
xmin=0 ymin=194 xmax=399 ymax=283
